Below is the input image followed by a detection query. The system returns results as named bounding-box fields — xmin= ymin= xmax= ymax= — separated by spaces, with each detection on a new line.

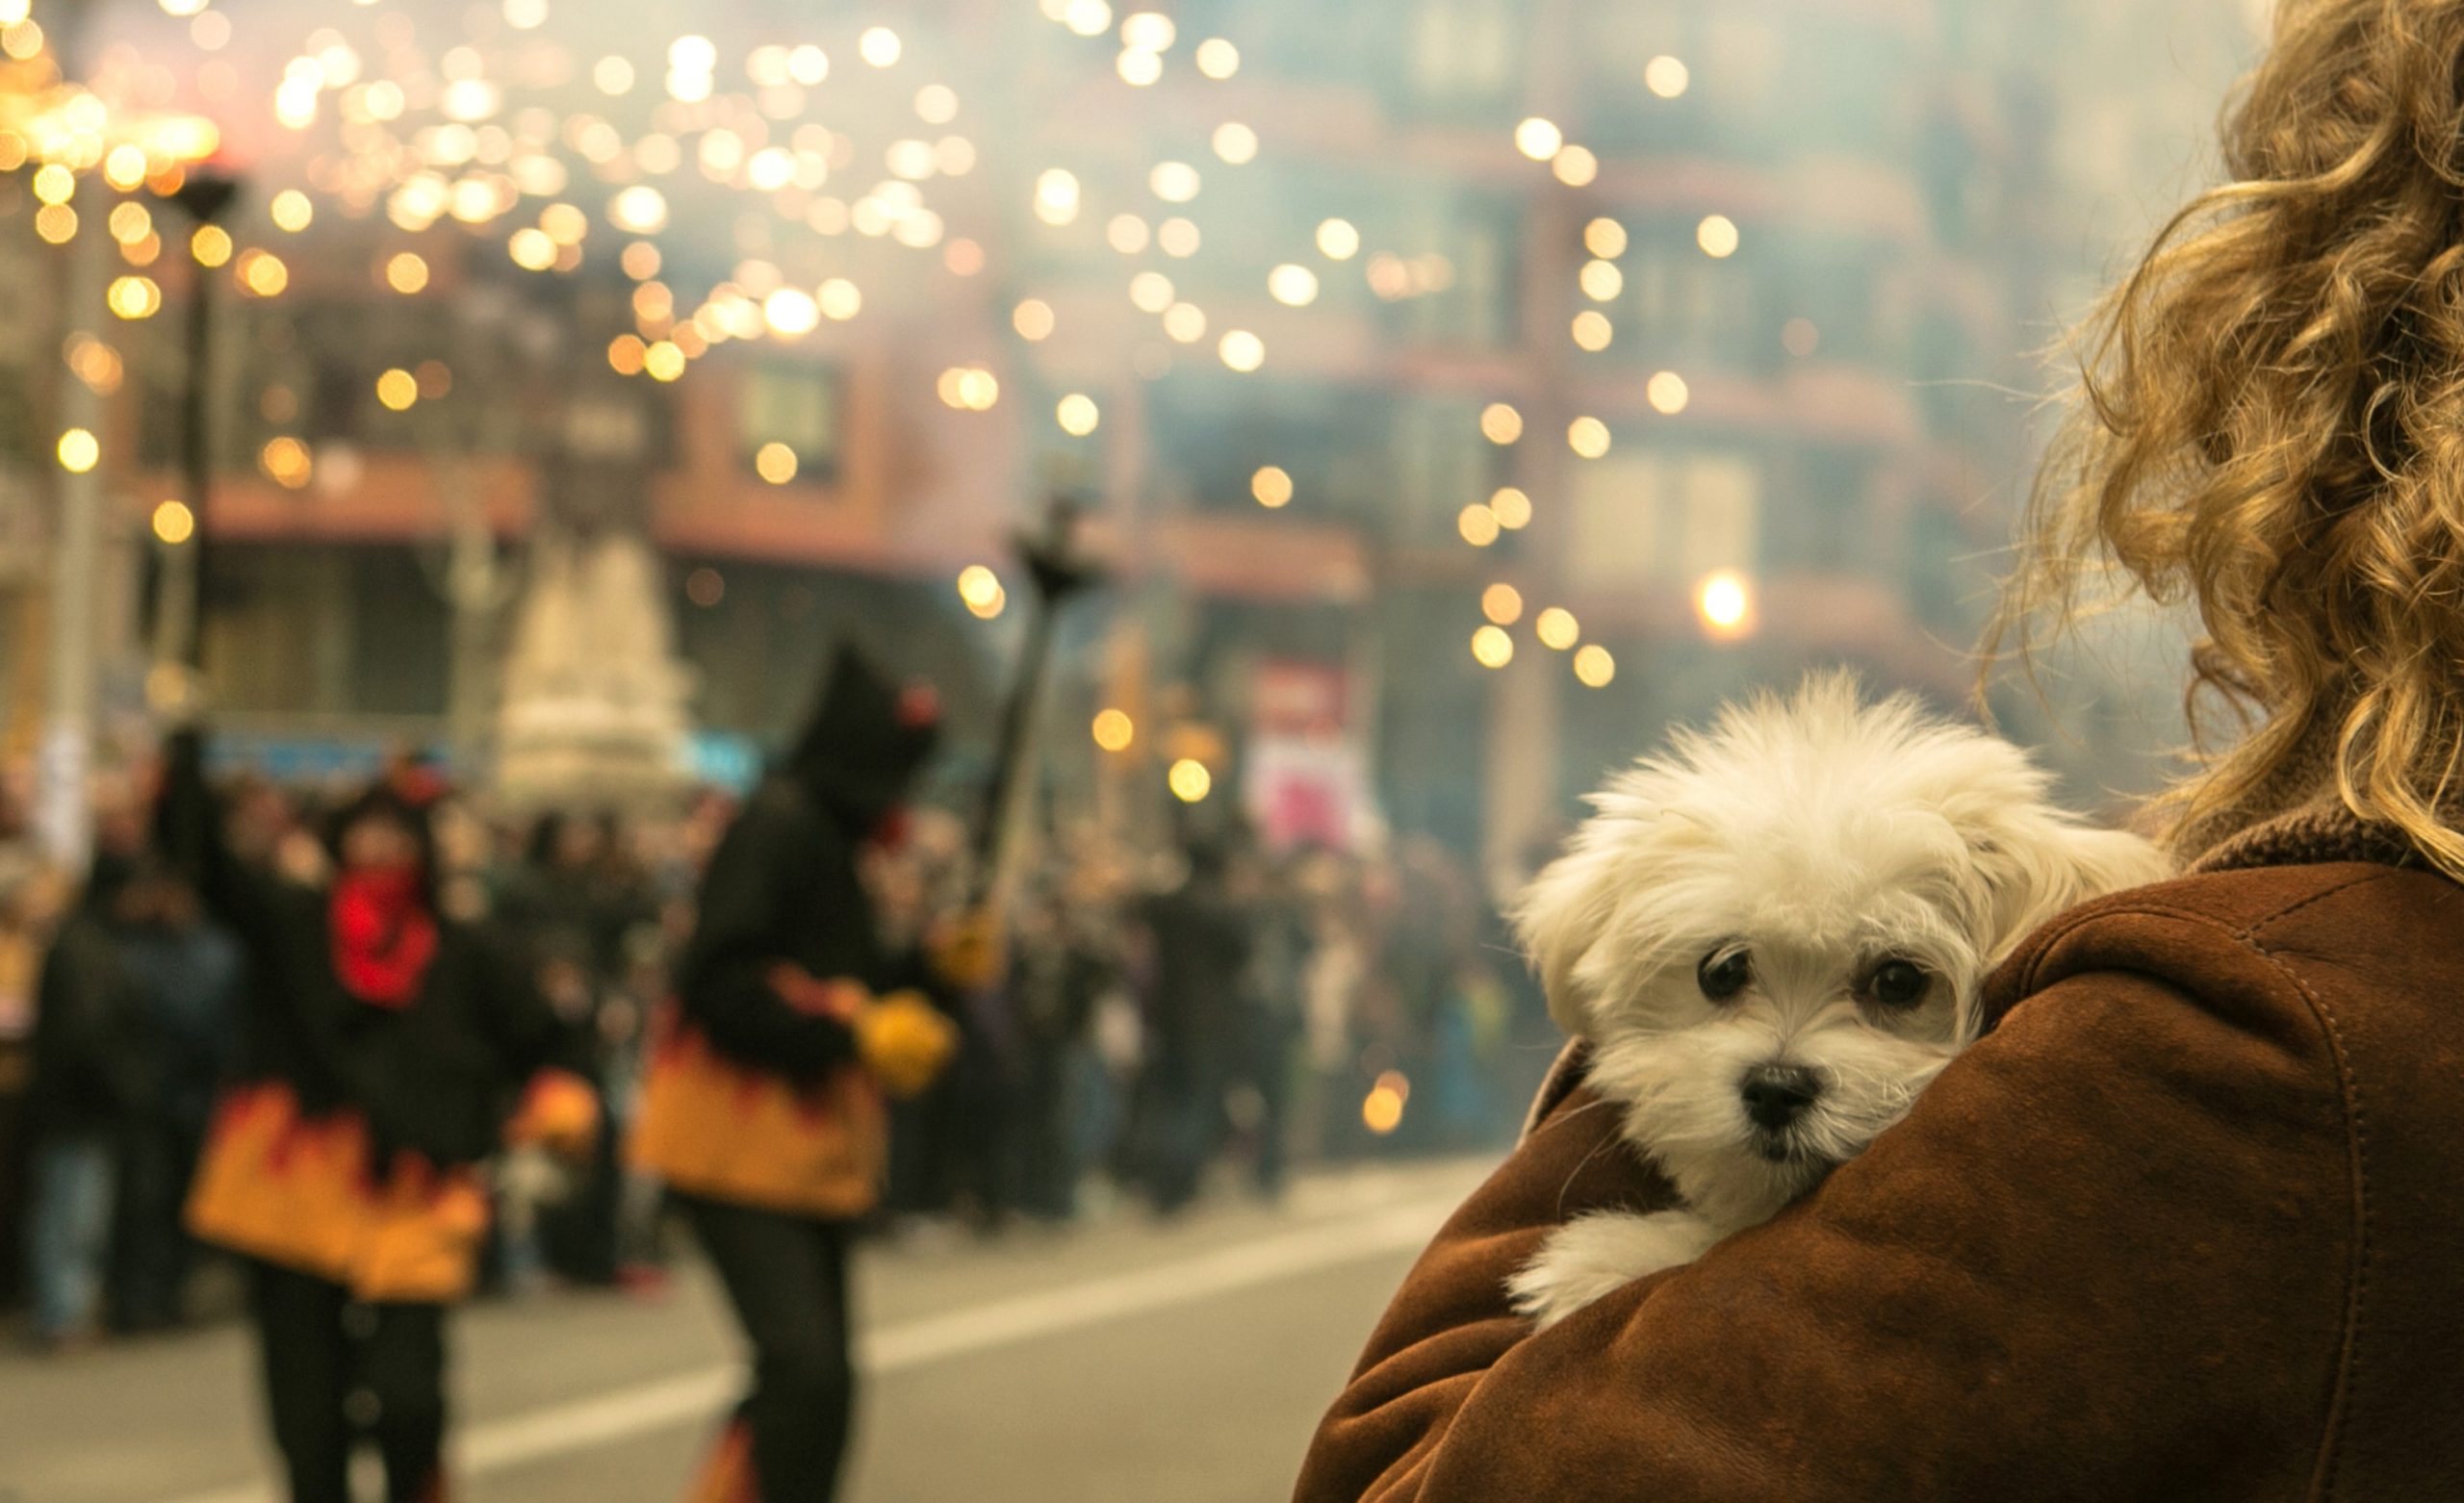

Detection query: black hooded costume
xmin=672 ymin=647 xmax=941 ymax=1079
xmin=158 ymin=727 xmax=597 ymax=1503
xmin=637 ymin=647 xmax=948 ymax=1503
xmin=159 ymin=730 xmax=590 ymax=1178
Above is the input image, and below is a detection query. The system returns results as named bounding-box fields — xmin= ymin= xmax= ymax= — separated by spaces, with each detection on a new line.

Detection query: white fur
xmin=1507 ymin=675 xmax=2169 ymax=1329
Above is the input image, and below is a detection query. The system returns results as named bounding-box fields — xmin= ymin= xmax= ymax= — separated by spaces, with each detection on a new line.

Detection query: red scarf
xmin=329 ymin=868 xmax=438 ymax=1008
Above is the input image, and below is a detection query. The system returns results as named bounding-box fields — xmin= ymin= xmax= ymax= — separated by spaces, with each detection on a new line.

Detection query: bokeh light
xmin=271 ymin=190 xmax=314 ymax=233
xmin=375 ymin=369 xmax=419 ymax=411
xmin=107 ymin=277 xmax=162 ymax=320
xmin=1574 ymin=644 xmax=1618 ymax=687
xmin=1362 ymin=1081 xmax=1405 ymax=1134
xmin=1471 ymin=625 xmax=1514 ymax=668
xmin=1168 ymin=758 xmax=1213 ymax=802
xmin=1514 ymin=117 xmax=1563 ymax=161
xmin=260 ymin=437 xmax=313 ymax=490
xmin=1057 ymin=393 xmax=1101 ymax=435
xmin=1163 ymin=302 xmax=1208 ymax=343
xmin=1194 ymin=38 xmax=1240 ymax=78
xmin=152 ymin=499 xmax=196 ymax=546
xmin=1092 ymin=709 xmax=1136 ymax=752
xmin=1252 ymin=466 xmax=1294 ymax=508
xmin=57 ymin=428 xmax=99 ymax=473
xmin=755 ymin=444 xmax=799 ymax=483
xmin=385 ymin=253 xmax=429 ymax=293
xmin=1697 ymin=570 xmax=1756 ymax=639
xmin=958 ymin=565 xmax=1007 ymax=619
xmin=1157 ymin=217 xmax=1201 ymax=257
xmin=238 ymin=251 xmax=290 ymax=298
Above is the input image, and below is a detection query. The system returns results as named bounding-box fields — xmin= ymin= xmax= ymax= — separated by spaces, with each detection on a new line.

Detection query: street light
xmin=157 ymin=169 xmax=241 ymax=676
xmin=14 ymin=79 xmax=222 ymax=868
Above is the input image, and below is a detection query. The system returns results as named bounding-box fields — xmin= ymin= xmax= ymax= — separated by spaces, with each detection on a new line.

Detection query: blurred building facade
xmin=2 ymin=0 xmax=2259 ymax=863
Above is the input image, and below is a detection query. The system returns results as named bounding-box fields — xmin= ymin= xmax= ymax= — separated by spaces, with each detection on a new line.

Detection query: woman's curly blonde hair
xmin=1994 ymin=0 xmax=2464 ymax=877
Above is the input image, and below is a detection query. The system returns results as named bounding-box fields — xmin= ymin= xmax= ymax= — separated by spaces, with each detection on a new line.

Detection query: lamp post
xmin=10 ymin=80 xmax=218 ymax=869
xmin=157 ymin=169 xmax=240 ymax=677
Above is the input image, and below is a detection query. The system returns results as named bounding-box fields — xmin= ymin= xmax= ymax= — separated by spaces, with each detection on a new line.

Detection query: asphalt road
xmin=0 ymin=1157 xmax=1487 ymax=1503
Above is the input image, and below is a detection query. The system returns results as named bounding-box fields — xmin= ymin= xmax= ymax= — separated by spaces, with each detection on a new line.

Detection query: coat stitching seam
xmin=2015 ymin=902 xmax=2367 ymax=1499
xmin=2237 ymin=871 xmax=2403 ymax=943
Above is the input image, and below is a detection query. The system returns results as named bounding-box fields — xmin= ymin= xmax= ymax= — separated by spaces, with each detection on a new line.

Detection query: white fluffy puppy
xmin=1505 ymin=675 xmax=2168 ymax=1329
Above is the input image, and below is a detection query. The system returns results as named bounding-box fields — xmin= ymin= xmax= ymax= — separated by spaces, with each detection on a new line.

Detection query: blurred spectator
xmin=500 ymin=811 xmax=658 ymax=1287
xmin=1008 ymin=880 xmax=1118 ymax=1220
xmin=1291 ymin=853 xmax=1371 ymax=1162
xmin=1123 ymin=836 xmax=1253 ymax=1215
xmin=108 ymin=857 xmax=241 ymax=1332
xmin=1227 ymin=848 xmax=1308 ymax=1201
xmin=22 ymin=850 xmax=149 ymax=1350
xmin=0 ymin=779 xmax=54 ymax=1310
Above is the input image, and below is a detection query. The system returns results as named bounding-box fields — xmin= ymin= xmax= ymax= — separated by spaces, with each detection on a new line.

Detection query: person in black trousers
xmin=631 ymin=649 xmax=960 ymax=1502
xmin=164 ymin=731 xmax=599 ymax=1503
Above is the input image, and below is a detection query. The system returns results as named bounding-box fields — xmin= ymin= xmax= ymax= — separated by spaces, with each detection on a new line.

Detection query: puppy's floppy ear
xmin=1970 ymin=819 xmax=2171 ymax=959
xmin=1512 ymin=846 xmax=1621 ymax=1038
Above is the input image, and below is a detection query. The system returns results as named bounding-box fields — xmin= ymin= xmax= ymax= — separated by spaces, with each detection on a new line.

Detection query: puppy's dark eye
xmin=1867 ymin=959 xmax=1930 ymax=1008
xmin=1696 ymin=948 xmax=1751 ymax=1002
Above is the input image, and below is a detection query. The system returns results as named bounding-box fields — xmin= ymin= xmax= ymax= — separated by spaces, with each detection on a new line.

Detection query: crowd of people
xmin=0 ymin=720 xmax=1557 ymax=1361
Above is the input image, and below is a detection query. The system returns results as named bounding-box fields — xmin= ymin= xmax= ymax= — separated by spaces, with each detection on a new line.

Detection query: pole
xmin=969 ymin=494 xmax=1104 ymax=924
xmin=35 ymin=176 xmax=109 ymax=873
xmin=159 ymin=173 xmax=238 ymax=677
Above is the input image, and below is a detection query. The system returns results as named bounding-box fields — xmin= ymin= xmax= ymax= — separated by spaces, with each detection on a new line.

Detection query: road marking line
xmin=159 ymin=1190 xmax=1460 ymax=1503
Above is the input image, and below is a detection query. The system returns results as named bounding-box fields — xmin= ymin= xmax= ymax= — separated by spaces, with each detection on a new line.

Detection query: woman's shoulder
xmin=1985 ymin=859 xmax=2453 ymax=1029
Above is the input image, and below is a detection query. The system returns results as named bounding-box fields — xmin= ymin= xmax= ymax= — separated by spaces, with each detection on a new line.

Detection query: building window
xmin=737 ymin=361 xmax=840 ymax=481
xmin=1408 ymin=0 xmax=1519 ymax=102
xmin=1381 ymin=192 xmax=1521 ymax=352
xmin=1566 ymin=450 xmax=1761 ymax=597
xmin=1628 ymin=244 xmax=1757 ymax=365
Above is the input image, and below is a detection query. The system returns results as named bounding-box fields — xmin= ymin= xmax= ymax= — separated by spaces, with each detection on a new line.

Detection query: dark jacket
xmin=25 ymin=885 xmax=150 ymax=1140
xmin=159 ymin=731 xmax=587 ymax=1172
xmin=1139 ymin=879 xmax=1252 ymax=1083
xmin=1295 ymin=802 xmax=2464 ymax=1501
xmin=674 ymin=648 xmax=938 ymax=1084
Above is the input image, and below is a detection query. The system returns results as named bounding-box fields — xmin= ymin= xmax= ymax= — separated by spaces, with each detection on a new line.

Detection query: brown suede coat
xmin=1296 ymin=808 xmax=2464 ymax=1501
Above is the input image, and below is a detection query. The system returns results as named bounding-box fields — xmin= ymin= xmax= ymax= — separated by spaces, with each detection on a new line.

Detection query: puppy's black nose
xmin=1740 ymin=1065 xmax=1822 ymax=1130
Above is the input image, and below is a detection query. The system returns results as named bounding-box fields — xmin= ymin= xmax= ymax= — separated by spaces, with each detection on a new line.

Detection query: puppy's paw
xmin=1507 ymin=1210 xmax=1723 ymax=1331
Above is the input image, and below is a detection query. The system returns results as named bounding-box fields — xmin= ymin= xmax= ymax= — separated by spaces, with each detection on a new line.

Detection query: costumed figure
xmin=630 ymin=650 xmax=962 ymax=1503
xmin=161 ymin=729 xmax=599 ymax=1503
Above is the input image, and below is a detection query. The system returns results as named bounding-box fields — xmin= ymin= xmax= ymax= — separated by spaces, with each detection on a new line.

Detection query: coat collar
xmin=2189 ymin=797 xmax=2435 ymax=876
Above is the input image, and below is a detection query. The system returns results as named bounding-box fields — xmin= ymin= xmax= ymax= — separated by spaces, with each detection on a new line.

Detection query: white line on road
xmin=159 ymin=1190 xmax=1459 ymax=1503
